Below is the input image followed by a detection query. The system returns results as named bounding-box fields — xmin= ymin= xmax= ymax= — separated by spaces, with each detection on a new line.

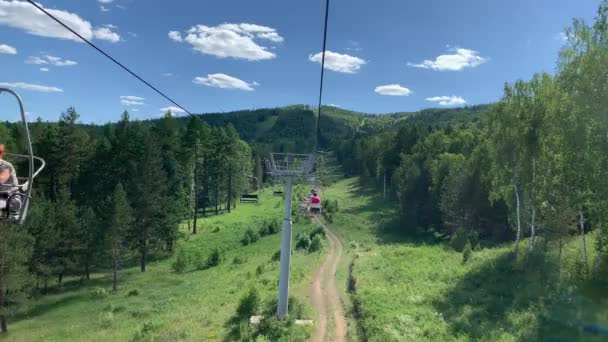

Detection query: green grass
xmin=325 ymin=178 xmax=608 ymax=342
xmin=3 ymin=190 xmax=322 ymax=341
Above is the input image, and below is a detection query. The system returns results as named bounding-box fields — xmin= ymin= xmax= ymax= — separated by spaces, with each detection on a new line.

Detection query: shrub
xmin=242 ymin=228 xmax=260 ymax=246
xmin=295 ymin=234 xmax=311 ymax=251
xmin=309 ymin=225 xmax=325 ymax=240
xmin=256 ymin=264 xmax=265 ymax=276
xmin=236 ymin=287 xmax=261 ymax=318
xmin=126 ymin=289 xmax=139 ymax=297
xmin=206 ymin=248 xmax=223 ymax=268
xmin=271 ymin=250 xmax=281 ymax=262
xmin=462 ymin=241 xmax=472 ymax=264
xmin=268 ymin=220 xmax=280 ymax=234
xmin=323 ymin=198 xmax=339 ymax=214
xmin=171 ymin=248 xmax=190 ymax=273
xmin=258 ymin=223 xmax=271 ymax=237
xmin=233 ymin=256 xmax=247 ymax=265
xmin=100 ymin=311 xmax=114 ymax=329
xmin=309 ymin=235 xmax=323 ymax=253
xmin=450 ymin=227 xmax=469 ymax=252
xmin=91 ymin=287 xmax=109 ymax=299
xmin=131 ymin=321 xmax=157 ymax=342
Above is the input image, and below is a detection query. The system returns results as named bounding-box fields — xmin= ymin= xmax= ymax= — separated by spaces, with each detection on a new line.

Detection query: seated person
xmin=310 ymin=191 xmax=321 ymax=214
xmin=0 ymin=144 xmax=18 ymax=187
xmin=0 ymin=144 xmax=21 ymax=213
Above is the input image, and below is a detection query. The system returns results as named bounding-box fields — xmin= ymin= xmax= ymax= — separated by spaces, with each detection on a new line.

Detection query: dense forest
xmin=0 ymin=110 xmax=256 ymax=331
xmin=338 ymin=3 xmax=608 ymax=275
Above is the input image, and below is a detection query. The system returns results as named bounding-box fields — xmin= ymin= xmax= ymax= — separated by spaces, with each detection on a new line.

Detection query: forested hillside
xmin=336 ymin=0 xmax=608 ymax=287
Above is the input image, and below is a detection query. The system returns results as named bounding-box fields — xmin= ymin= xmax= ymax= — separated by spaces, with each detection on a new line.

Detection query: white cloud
xmin=161 ymin=106 xmax=186 ymax=115
xmin=168 ymin=31 xmax=183 ymax=42
xmin=26 ymin=55 xmax=77 ymax=66
xmin=104 ymin=24 xmax=117 ymax=29
xmin=162 ymin=73 xmax=173 ymax=77
xmin=0 ymin=81 xmax=62 ymax=92
xmin=98 ymin=0 xmax=114 ymax=3
xmin=193 ymin=73 xmax=257 ymax=91
xmin=94 ymin=27 xmax=120 ymax=42
xmin=308 ymin=51 xmax=366 ymax=73
xmin=100 ymin=5 xmax=109 ymax=12
xmin=0 ymin=0 xmax=120 ymax=43
xmin=425 ymin=95 xmax=466 ymax=106
xmin=0 ymin=44 xmax=17 ymax=55
xmin=408 ymin=48 xmax=487 ymax=71
xmin=171 ymin=23 xmax=283 ymax=60
xmin=40 ymin=67 xmax=49 ymax=72
xmin=120 ymin=95 xmax=145 ymax=106
xmin=374 ymin=84 xmax=412 ymax=96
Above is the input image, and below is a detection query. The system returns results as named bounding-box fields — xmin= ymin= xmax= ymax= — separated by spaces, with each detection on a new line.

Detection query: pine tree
xmin=132 ymin=133 xmax=167 ymax=272
xmin=0 ymin=223 xmax=33 ymax=333
xmin=107 ymin=183 xmax=132 ymax=290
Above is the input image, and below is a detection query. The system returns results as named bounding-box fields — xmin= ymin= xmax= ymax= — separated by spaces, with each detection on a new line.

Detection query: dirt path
xmin=310 ymin=219 xmax=347 ymax=342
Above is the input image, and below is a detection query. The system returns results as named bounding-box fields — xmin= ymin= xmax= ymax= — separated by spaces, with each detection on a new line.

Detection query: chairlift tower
xmin=265 ymin=153 xmax=315 ymax=319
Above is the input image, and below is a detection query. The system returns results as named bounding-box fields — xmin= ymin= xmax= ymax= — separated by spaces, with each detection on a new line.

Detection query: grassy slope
xmin=3 ymin=191 xmax=321 ymax=341
xmin=325 ymin=178 xmax=608 ymax=342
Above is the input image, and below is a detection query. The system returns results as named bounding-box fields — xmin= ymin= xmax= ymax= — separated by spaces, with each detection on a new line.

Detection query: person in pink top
xmin=310 ymin=191 xmax=321 ymax=214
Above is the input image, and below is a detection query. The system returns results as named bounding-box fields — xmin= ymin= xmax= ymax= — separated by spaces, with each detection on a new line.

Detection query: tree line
xmin=0 ymin=111 xmax=253 ymax=332
xmin=337 ymin=2 xmax=608 ymax=277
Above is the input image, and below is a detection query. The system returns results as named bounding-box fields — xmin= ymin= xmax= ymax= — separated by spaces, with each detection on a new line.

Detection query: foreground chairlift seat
xmin=0 ymin=88 xmax=46 ymax=224
xmin=240 ymin=194 xmax=259 ymax=203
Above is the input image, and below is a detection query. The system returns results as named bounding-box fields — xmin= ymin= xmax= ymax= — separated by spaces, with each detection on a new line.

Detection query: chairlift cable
xmin=25 ymin=0 xmax=193 ymax=116
xmin=314 ymin=0 xmax=330 ymax=154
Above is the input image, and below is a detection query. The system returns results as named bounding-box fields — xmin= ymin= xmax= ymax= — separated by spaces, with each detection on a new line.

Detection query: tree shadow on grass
xmin=434 ymin=250 xmax=607 ymax=341
xmin=339 ymin=178 xmax=438 ymax=245
xmin=11 ymin=292 xmax=89 ymax=323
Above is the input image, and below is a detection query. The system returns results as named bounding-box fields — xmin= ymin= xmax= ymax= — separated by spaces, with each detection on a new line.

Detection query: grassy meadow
xmin=324 ymin=178 xmax=608 ymax=342
xmin=2 ymin=190 xmax=322 ymax=341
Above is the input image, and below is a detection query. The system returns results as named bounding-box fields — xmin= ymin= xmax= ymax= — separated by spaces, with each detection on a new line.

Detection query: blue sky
xmin=0 ymin=0 xmax=601 ymax=123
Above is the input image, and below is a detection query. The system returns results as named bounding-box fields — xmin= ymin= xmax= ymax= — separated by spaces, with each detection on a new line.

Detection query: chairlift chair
xmin=0 ymin=88 xmax=46 ymax=224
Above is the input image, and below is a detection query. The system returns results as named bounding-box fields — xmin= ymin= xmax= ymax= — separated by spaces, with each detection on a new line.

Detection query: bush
xmin=309 ymin=225 xmax=325 ymax=240
xmin=256 ymin=264 xmax=265 ymax=276
xmin=450 ymin=227 xmax=469 ymax=252
xmin=271 ymin=250 xmax=281 ymax=262
xmin=91 ymin=287 xmax=109 ymax=299
xmin=126 ymin=289 xmax=139 ymax=297
xmin=171 ymin=248 xmax=190 ymax=273
xmin=206 ymin=248 xmax=223 ymax=268
xmin=323 ymin=198 xmax=339 ymax=214
xmin=242 ymin=228 xmax=260 ymax=246
xmin=462 ymin=241 xmax=472 ymax=264
xmin=236 ymin=287 xmax=261 ymax=318
xmin=309 ymin=235 xmax=323 ymax=253
xmin=295 ymin=234 xmax=311 ymax=251
xmin=258 ymin=223 xmax=271 ymax=237
xmin=233 ymin=256 xmax=247 ymax=265
xmin=100 ymin=311 xmax=114 ymax=329
xmin=268 ymin=220 xmax=280 ymax=234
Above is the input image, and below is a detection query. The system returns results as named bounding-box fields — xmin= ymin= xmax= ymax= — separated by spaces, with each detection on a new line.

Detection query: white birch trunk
xmin=593 ymin=219 xmax=603 ymax=275
xmin=529 ymin=157 xmax=537 ymax=251
xmin=579 ymin=205 xmax=589 ymax=270
xmin=514 ymin=181 xmax=522 ymax=252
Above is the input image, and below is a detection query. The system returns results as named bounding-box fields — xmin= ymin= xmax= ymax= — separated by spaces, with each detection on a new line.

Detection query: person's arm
xmin=0 ymin=168 xmax=9 ymax=184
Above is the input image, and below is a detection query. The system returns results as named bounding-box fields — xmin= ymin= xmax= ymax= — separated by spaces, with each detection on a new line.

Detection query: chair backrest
xmin=240 ymin=194 xmax=259 ymax=202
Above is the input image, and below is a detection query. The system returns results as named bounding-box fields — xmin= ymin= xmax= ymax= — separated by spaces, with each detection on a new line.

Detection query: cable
xmin=314 ymin=0 xmax=330 ymax=153
xmin=25 ymin=0 xmax=192 ymax=115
